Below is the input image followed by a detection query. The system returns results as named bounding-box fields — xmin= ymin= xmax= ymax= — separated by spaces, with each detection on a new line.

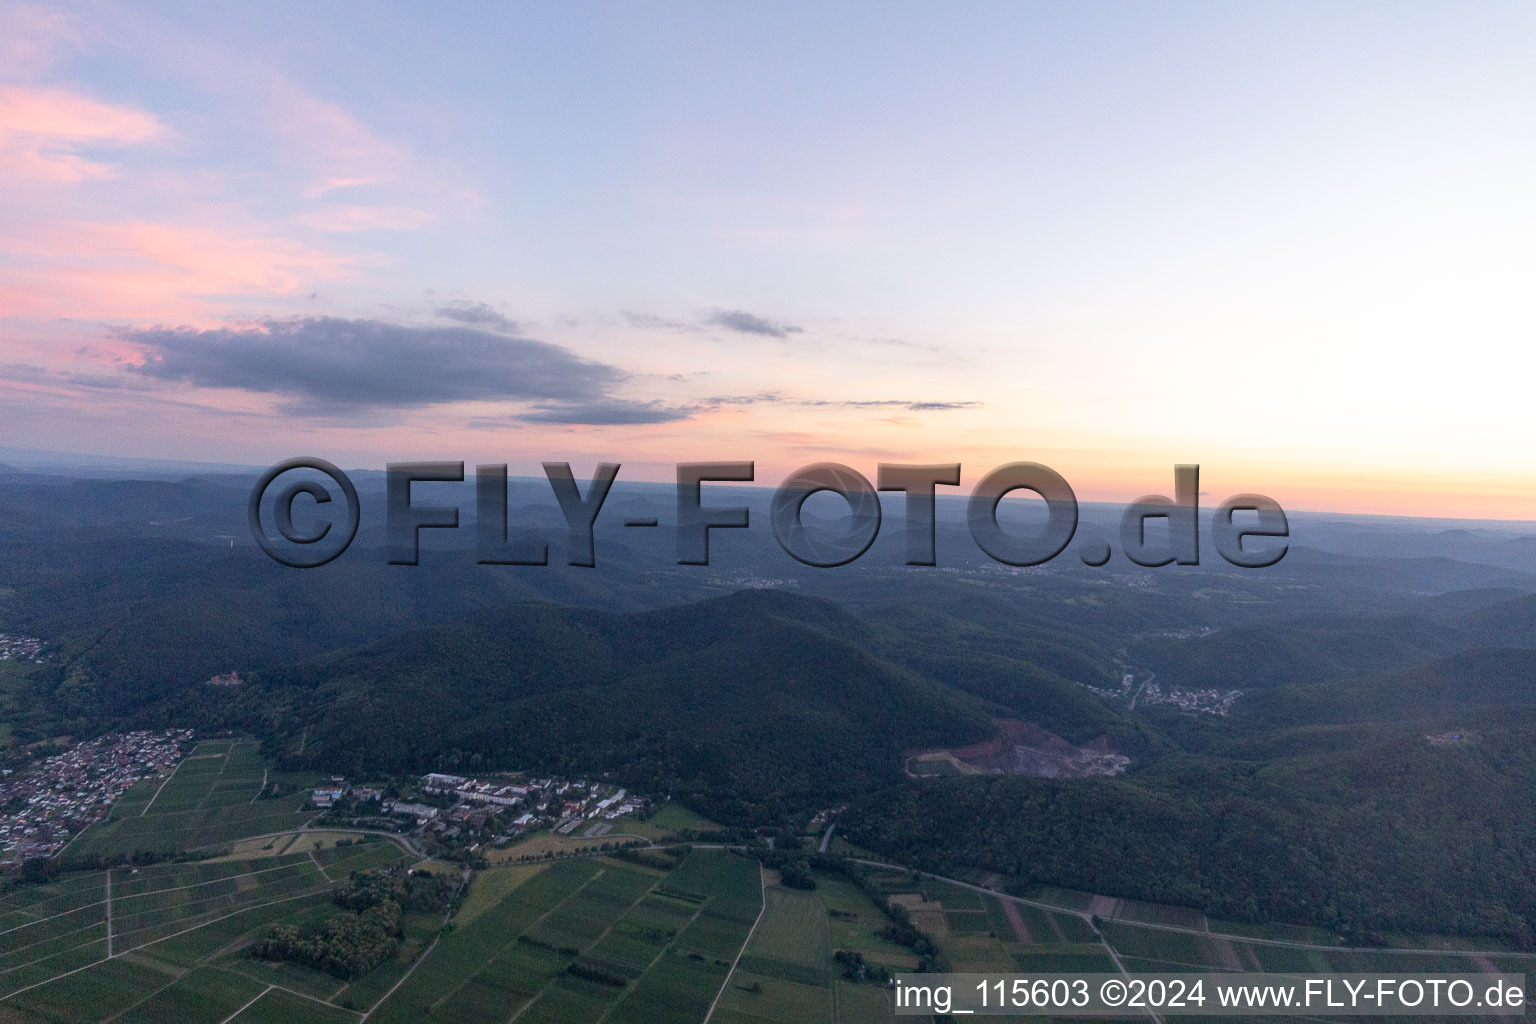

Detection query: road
xmin=1128 ymin=671 xmax=1155 ymax=710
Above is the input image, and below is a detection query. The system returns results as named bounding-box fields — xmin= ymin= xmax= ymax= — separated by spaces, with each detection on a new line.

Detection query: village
xmin=0 ymin=729 xmax=192 ymax=862
xmin=1136 ymin=679 xmax=1242 ymax=715
xmin=0 ymin=634 xmax=45 ymax=663
xmin=309 ymin=770 xmax=650 ymax=852
xmin=1083 ymin=670 xmax=1241 ymax=716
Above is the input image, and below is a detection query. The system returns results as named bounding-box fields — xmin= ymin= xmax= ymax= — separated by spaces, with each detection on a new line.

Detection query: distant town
xmin=0 ymin=729 xmax=192 ymax=862
xmin=0 ymin=634 xmax=45 ymax=663
xmin=1137 ymin=679 xmax=1242 ymax=715
xmin=311 ymin=771 xmax=651 ymax=853
xmin=1084 ymin=671 xmax=1241 ymax=716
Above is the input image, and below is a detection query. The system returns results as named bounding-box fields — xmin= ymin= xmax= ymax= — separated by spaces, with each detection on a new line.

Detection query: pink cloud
xmin=0 ymin=220 xmax=355 ymax=319
xmin=0 ymin=86 xmax=163 ymax=142
xmin=0 ymin=85 xmax=167 ymax=181
xmin=302 ymin=177 xmax=382 ymax=199
xmin=0 ymin=147 xmax=116 ymax=182
xmin=297 ymin=205 xmax=437 ymax=232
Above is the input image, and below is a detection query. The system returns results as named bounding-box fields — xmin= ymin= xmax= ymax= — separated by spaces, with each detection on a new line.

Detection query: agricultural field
xmin=713 ymin=865 xmax=927 ymax=1024
xmin=484 ymin=830 xmax=646 ymax=864
xmin=66 ymin=740 xmax=318 ymax=858
xmin=624 ymin=802 xmax=720 ymax=838
xmin=857 ymin=868 xmax=1101 ymax=972
xmin=205 ymin=832 xmax=375 ymax=862
xmin=0 ymin=838 xmax=410 ymax=1023
xmin=453 ymin=863 xmax=546 ymax=927
xmin=709 ymin=863 xmax=1536 ymax=1024
xmin=368 ymin=848 xmax=763 ymax=1024
xmin=716 ymin=886 xmax=840 ymax=1024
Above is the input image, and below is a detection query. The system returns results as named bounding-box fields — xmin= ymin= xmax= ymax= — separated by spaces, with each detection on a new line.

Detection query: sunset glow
xmin=2 ymin=2 xmax=1532 ymax=519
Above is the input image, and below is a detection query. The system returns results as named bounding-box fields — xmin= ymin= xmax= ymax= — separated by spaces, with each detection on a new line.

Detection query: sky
xmin=1 ymin=1 xmax=1533 ymax=518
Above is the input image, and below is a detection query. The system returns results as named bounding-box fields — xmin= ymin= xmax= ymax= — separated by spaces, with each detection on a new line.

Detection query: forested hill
xmin=844 ymin=641 xmax=1536 ymax=946
xmin=844 ymin=711 xmax=1536 ymax=946
xmin=1233 ymin=646 xmax=1536 ymax=730
xmin=214 ymin=590 xmax=997 ymax=822
xmin=1128 ymin=590 xmax=1536 ymax=695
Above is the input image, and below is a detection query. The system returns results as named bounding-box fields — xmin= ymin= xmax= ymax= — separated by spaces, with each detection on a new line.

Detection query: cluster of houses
xmin=1081 ymin=671 xmax=1240 ymax=716
xmin=0 ymin=730 xmax=192 ymax=863
xmin=312 ymin=771 xmax=647 ymax=845
xmin=422 ymin=773 xmax=643 ymax=838
xmin=1137 ymin=681 xmax=1241 ymax=715
xmin=0 ymin=634 xmax=45 ymax=663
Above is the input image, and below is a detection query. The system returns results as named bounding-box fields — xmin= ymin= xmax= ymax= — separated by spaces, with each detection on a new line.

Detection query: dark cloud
xmin=434 ymin=300 xmax=520 ymax=333
xmin=622 ymin=311 xmax=695 ymax=332
xmin=515 ymin=399 xmax=696 ymax=425
xmin=85 ymin=315 xmax=974 ymax=426
xmin=1 ymin=363 xmax=151 ymax=391
xmin=705 ymin=391 xmax=785 ymax=405
xmin=627 ymin=309 xmax=805 ymax=340
xmin=705 ymin=309 xmax=803 ymax=338
xmin=122 ymin=317 xmax=623 ymax=416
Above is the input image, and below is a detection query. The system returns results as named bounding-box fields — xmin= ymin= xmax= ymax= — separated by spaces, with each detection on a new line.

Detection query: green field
xmin=68 ymin=741 xmax=317 ymax=858
xmin=224 ymin=986 xmax=359 ymax=1024
xmin=717 ymin=887 xmax=837 ymax=1024
xmin=1113 ymin=897 xmax=1208 ymax=930
xmin=714 ymin=866 xmax=922 ymax=1024
xmin=620 ymin=802 xmax=720 ymax=839
xmin=0 ymin=838 xmax=409 ymax=1024
xmin=368 ymin=849 xmax=761 ymax=1024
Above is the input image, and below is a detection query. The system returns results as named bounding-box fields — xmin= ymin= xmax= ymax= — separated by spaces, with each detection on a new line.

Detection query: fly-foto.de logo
xmin=248 ymin=459 xmax=1287 ymax=570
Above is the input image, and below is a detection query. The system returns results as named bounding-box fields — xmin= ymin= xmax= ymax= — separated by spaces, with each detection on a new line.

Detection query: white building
xmin=386 ymin=800 xmax=439 ymax=821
